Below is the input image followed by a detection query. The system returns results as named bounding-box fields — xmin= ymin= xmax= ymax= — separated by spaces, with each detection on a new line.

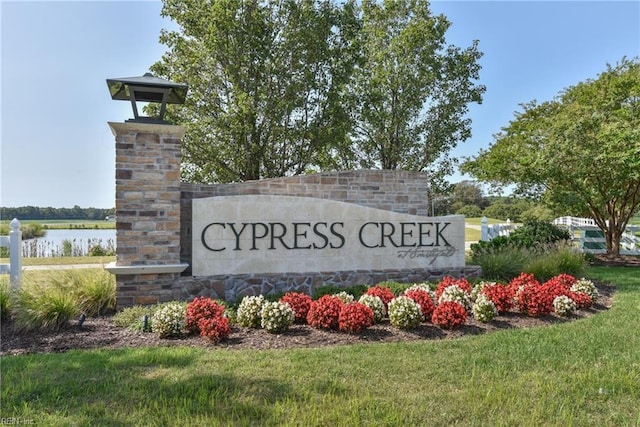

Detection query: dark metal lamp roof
xmin=106 ymin=73 xmax=188 ymax=124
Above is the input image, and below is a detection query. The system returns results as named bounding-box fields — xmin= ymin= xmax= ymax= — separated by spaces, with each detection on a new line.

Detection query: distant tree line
xmin=0 ymin=206 xmax=115 ymax=221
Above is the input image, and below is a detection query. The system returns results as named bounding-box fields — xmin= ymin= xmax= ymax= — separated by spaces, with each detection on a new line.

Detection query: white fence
xmin=480 ymin=217 xmax=518 ymax=241
xmin=0 ymin=218 xmax=22 ymax=288
xmin=553 ymin=216 xmax=640 ymax=255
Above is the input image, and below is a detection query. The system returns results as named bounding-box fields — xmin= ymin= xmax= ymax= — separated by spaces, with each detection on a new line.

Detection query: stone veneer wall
xmin=174 ymin=170 xmax=481 ymax=303
xmin=108 ymin=121 xmax=480 ymax=307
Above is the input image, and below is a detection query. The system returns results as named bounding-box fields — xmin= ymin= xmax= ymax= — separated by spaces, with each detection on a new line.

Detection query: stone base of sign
xmin=175 ymin=265 xmax=482 ymax=303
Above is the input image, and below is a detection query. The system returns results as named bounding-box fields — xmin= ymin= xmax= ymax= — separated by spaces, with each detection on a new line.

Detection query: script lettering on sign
xmin=192 ymin=195 xmax=465 ymax=276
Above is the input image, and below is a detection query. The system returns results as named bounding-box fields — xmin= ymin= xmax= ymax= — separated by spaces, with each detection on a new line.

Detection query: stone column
xmin=106 ymin=122 xmax=188 ymax=307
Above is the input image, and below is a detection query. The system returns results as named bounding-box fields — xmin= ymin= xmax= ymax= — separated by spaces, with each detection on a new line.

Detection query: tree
xmin=450 ymin=180 xmax=485 ymax=213
xmin=152 ymin=0 xmax=359 ymax=183
xmin=349 ymin=0 xmax=484 ymax=190
xmin=462 ymin=58 xmax=640 ymax=256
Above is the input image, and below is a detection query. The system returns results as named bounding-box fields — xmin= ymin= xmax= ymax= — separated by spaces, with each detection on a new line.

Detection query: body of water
xmin=22 ymin=229 xmax=116 ymax=257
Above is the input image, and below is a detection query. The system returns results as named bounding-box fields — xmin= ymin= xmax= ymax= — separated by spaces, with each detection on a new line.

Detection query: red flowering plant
xmin=432 ymin=301 xmax=467 ymax=329
xmin=518 ymin=284 xmax=554 ymax=317
xmin=435 ymin=276 xmax=472 ymax=299
xmin=339 ymin=302 xmax=374 ymax=334
xmin=568 ymin=291 xmax=593 ymax=309
xmin=185 ymin=297 xmax=227 ymax=335
xmin=551 ymin=273 xmax=578 ymax=288
xmin=279 ymin=292 xmax=312 ymax=324
xmin=508 ymin=273 xmax=540 ymax=311
xmin=364 ymin=285 xmax=395 ymax=308
xmin=404 ymin=289 xmax=436 ymax=321
xmin=481 ymin=283 xmax=513 ymax=314
xmin=307 ymin=295 xmax=344 ymax=330
xmin=197 ymin=316 xmax=231 ymax=343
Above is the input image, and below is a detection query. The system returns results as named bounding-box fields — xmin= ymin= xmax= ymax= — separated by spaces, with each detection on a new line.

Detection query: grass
xmin=1 ymin=266 xmax=638 ymax=425
xmin=0 ymin=219 xmax=115 ymax=230
xmin=0 ymin=256 xmax=115 ymax=266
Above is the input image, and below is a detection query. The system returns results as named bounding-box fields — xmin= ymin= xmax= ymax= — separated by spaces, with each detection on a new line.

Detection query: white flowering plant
xmin=236 ymin=295 xmax=266 ymax=328
xmin=471 ymin=294 xmax=498 ymax=323
xmin=438 ymin=284 xmax=472 ymax=310
xmin=260 ymin=301 xmax=295 ymax=333
xmin=333 ymin=291 xmax=355 ymax=304
xmin=358 ymin=294 xmax=386 ymax=323
xmin=471 ymin=281 xmax=497 ymax=302
xmin=570 ymin=278 xmax=599 ymax=303
xmin=553 ymin=295 xmax=577 ymax=317
xmin=388 ymin=296 xmax=423 ymax=329
xmin=151 ymin=302 xmax=187 ymax=338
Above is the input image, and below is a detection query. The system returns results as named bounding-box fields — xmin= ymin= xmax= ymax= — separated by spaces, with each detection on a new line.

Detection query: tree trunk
xmin=605 ymin=224 xmax=622 ymax=258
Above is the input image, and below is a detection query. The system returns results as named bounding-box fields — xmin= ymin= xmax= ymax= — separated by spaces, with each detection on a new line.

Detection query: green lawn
xmin=0 ymin=219 xmax=115 ymax=230
xmin=1 ymin=266 xmax=638 ymax=426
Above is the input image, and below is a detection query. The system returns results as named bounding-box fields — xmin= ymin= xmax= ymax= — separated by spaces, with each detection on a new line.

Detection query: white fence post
xmin=0 ymin=218 xmax=22 ymax=289
xmin=480 ymin=216 xmax=489 ymax=242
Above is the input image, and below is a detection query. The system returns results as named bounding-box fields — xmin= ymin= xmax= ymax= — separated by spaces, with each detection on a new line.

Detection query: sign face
xmin=192 ymin=195 xmax=465 ymax=276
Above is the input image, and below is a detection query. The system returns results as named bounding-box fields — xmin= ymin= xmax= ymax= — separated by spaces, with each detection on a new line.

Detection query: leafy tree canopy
xmin=462 ymin=58 xmax=640 ymax=255
xmin=151 ymin=0 xmax=484 ymax=189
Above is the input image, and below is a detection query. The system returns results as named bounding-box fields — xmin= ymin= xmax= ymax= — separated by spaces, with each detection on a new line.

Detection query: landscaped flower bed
xmin=120 ymin=274 xmax=601 ymax=344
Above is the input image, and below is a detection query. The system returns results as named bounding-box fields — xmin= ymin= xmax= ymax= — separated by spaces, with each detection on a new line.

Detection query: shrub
xmin=313 ymin=284 xmax=368 ymax=300
xmin=236 ymin=295 xmax=266 ymax=328
xmin=480 ymin=282 xmax=513 ymax=314
xmin=197 ymin=316 xmax=231 ymax=343
xmin=307 ymin=295 xmax=344 ymax=330
xmin=435 ymin=276 xmax=472 ymax=299
xmin=438 ymin=285 xmax=472 ymax=310
xmin=472 ymin=294 xmax=498 ymax=323
xmin=570 ymin=278 xmax=599 ymax=303
xmin=388 ymin=296 xmax=423 ymax=329
xmin=432 ymin=301 xmax=467 ymax=329
xmin=333 ymin=291 xmax=355 ymax=304
xmin=185 ymin=297 xmax=227 ymax=334
xmin=456 ymin=204 xmax=483 ymax=218
xmin=151 ymin=302 xmax=187 ymax=338
xmin=279 ymin=292 xmax=312 ymax=324
xmin=523 ymin=243 xmax=586 ymax=282
xmin=365 ymin=285 xmax=395 ymax=307
xmin=509 ymin=220 xmax=571 ymax=248
xmin=113 ymin=305 xmax=154 ymax=331
xmin=404 ymin=289 xmax=436 ymax=320
xmin=261 ymin=301 xmax=295 ymax=333
xmin=357 ymin=294 xmax=386 ymax=323
xmin=568 ymin=291 xmax=593 ymax=309
xmin=339 ymin=302 xmax=374 ymax=334
xmin=553 ymin=295 xmax=577 ymax=317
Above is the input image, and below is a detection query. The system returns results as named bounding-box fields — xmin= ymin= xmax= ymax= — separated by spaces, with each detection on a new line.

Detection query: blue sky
xmin=1 ymin=1 xmax=638 ymax=209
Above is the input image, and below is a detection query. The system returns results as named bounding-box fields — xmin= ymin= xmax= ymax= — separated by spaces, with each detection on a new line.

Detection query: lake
xmin=23 ymin=229 xmax=116 ymax=257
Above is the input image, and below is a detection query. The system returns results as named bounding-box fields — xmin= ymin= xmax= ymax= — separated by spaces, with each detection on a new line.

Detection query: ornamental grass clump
xmin=438 ymin=285 xmax=472 ymax=310
xmin=404 ymin=289 xmax=436 ymax=321
xmin=151 ymin=302 xmax=187 ymax=338
xmin=279 ymin=292 xmax=312 ymax=324
xmin=338 ymin=302 xmax=374 ymax=334
xmin=236 ymin=295 xmax=266 ymax=328
xmin=388 ymin=296 xmax=423 ymax=329
xmin=432 ymin=301 xmax=467 ymax=329
xmin=307 ymin=295 xmax=344 ymax=330
xmin=471 ymin=294 xmax=498 ymax=323
xmin=553 ymin=295 xmax=577 ymax=317
xmin=261 ymin=301 xmax=295 ymax=333
xmin=358 ymin=294 xmax=386 ymax=323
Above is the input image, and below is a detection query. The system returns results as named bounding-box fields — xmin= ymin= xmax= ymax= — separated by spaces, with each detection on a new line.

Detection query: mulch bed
xmin=1 ymin=280 xmax=618 ymax=357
